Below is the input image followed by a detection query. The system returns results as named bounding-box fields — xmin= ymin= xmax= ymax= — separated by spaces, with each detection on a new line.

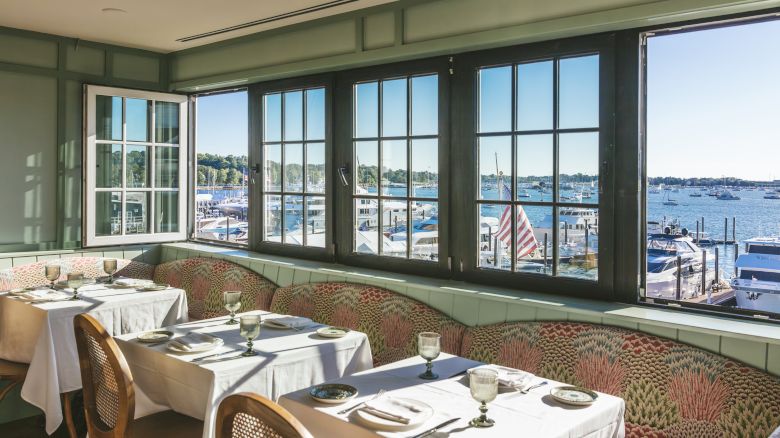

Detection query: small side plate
xmin=316 ymin=326 xmax=350 ymax=338
xmin=550 ymin=386 xmax=598 ymax=406
xmin=142 ymin=283 xmax=169 ymax=291
xmin=137 ymin=330 xmax=174 ymax=343
xmin=309 ymin=384 xmax=358 ymax=404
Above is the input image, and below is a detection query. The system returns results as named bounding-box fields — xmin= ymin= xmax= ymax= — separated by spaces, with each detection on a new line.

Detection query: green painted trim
xmin=394 ymin=8 xmax=404 ymax=46
xmin=355 ymin=17 xmax=364 ymax=53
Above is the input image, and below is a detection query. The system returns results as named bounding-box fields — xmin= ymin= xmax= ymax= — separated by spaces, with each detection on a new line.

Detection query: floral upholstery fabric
xmin=462 ymin=322 xmax=780 ymax=438
xmin=153 ymin=258 xmax=276 ymax=320
xmin=0 ymin=257 xmax=154 ymax=290
xmin=270 ymin=283 xmax=465 ymax=367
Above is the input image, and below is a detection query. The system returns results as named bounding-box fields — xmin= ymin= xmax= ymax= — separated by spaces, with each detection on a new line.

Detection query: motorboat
xmin=645 ymin=231 xmax=716 ymax=300
xmin=732 ymin=238 xmax=780 ymax=313
xmin=716 ymin=191 xmax=740 ymax=200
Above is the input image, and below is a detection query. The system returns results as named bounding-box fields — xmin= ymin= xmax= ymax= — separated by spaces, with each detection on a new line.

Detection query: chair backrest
xmin=73 ymin=313 xmax=135 ymax=438
xmin=216 ymin=393 xmax=312 ymax=438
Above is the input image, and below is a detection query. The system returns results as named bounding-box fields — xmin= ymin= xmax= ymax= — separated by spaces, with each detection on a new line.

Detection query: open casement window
xmin=84 ymin=85 xmax=188 ymax=247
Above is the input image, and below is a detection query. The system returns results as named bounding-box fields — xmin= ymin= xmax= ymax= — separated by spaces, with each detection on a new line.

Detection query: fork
xmin=520 ymin=381 xmax=548 ymax=394
xmin=337 ymin=389 xmax=386 ymax=415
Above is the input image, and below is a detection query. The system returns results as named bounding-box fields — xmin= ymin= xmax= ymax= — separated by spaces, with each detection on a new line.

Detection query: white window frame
xmin=84 ymin=85 xmax=188 ymax=247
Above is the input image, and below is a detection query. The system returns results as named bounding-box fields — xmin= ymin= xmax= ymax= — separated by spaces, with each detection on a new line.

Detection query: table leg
xmin=62 ymin=391 xmax=78 ymax=438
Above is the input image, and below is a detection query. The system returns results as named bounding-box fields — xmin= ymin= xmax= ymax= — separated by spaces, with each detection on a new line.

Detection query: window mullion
xmin=377 ymin=81 xmax=384 ymax=256
xmin=121 ymin=97 xmax=127 ymax=236
xmin=552 ymin=58 xmax=560 ymax=276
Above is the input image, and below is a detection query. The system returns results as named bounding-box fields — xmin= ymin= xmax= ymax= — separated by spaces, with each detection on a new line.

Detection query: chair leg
xmin=0 ymin=379 xmax=21 ymax=403
xmin=61 ymin=391 xmax=78 ymax=438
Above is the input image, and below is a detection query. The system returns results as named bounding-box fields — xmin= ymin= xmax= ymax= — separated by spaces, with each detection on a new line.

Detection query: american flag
xmin=495 ymin=183 xmax=538 ymax=259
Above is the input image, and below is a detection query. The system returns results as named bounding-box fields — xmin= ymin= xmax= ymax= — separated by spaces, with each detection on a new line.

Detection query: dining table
xmin=279 ymin=353 xmax=626 ymax=438
xmin=0 ymin=282 xmax=188 ymax=434
xmin=114 ymin=310 xmax=374 ymax=438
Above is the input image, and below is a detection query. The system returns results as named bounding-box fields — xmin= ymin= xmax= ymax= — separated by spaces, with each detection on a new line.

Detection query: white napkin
xmin=114 ymin=278 xmax=137 ymax=286
xmin=469 ymin=364 xmax=535 ymax=388
xmin=362 ymin=396 xmax=424 ymax=424
xmin=21 ymin=289 xmax=70 ymax=301
xmin=169 ymin=332 xmax=219 ymax=351
xmin=265 ymin=316 xmax=312 ymax=328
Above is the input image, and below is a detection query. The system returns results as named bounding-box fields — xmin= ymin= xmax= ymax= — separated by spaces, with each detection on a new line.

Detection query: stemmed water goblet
xmin=469 ymin=368 xmax=499 ymax=428
xmin=103 ymin=259 xmax=118 ymax=284
xmin=418 ymin=332 xmax=441 ymax=380
xmin=223 ymin=291 xmax=241 ymax=325
xmin=45 ymin=264 xmax=61 ymax=289
xmin=239 ymin=315 xmax=261 ymax=357
xmin=67 ymin=272 xmax=85 ymax=301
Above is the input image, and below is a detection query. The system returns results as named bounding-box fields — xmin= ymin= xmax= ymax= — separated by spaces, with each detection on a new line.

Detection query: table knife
xmin=409 ymin=417 xmax=460 ymax=438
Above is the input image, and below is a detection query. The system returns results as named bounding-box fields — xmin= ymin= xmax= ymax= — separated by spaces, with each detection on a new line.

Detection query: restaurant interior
xmin=2 ymin=0 xmax=780 ymax=437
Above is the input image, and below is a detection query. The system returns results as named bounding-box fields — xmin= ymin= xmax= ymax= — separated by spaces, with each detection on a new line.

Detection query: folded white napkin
xmin=469 ymin=364 xmax=535 ymax=388
xmin=265 ymin=316 xmax=312 ymax=328
xmin=21 ymin=289 xmax=70 ymax=301
xmin=362 ymin=396 xmax=424 ymax=424
xmin=114 ymin=278 xmax=137 ymax=286
xmin=169 ymin=332 xmax=219 ymax=351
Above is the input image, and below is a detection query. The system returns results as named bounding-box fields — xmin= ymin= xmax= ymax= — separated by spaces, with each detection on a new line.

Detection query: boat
xmin=534 ymin=208 xmax=597 ymax=244
xmin=662 ymin=192 xmax=678 ymax=206
xmin=689 ymin=192 xmax=702 ymax=197
xmin=765 ymin=192 xmax=780 ymax=200
xmin=646 ymin=231 xmax=716 ymax=300
xmin=732 ymin=238 xmax=780 ymax=313
xmin=716 ymin=191 xmax=740 ymax=200
xmin=518 ymin=189 xmax=531 ymax=198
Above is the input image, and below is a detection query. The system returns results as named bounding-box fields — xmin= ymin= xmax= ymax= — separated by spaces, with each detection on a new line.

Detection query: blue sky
xmin=196 ymin=91 xmax=248 ymax=156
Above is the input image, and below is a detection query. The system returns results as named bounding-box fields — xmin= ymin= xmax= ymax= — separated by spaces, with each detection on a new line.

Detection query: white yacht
xmin=732 ymin=238 xmax=780 ymax=313
xmin=646 ymin=232 xmax=716 ymax=300
xmin=534 ymin=208 xmax=597 ymax=244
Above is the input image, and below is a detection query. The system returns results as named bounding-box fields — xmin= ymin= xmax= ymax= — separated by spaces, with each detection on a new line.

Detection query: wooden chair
xmin=216 ymin=393 xmax=313 ymax=438
xmin=73 ymin=313 xmax=203 ymax=438
xmin=0 ymin=359 xmax=28 ymax=404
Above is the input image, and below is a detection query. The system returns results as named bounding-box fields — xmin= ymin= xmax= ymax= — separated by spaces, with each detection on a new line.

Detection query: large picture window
xmin=84 ymin=85 xmax=188 ymax=246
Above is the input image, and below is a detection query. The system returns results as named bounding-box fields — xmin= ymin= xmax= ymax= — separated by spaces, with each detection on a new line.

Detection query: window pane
xmin=411 ymin=75 xmax=438 ymax=136
xmin=126 ymin=98 xmax=151 ymax=142
xmin=96 ymin=96 xmax=122 ymax=141
xmin=478 ymin=136 xmax=512 ymax=200
xmin=478 ymin=203 xmax=510 ymax=270
xmin=382 ymin=79 xmax=407 ymax=137
xmin=284 ymin=91 xmax=303 ymax=141
xmin=264 ymin=93 xmax=282 ymax=142
xmin=355 ymin=141 xmax=378 ymax=194
xmin=305 ymin=196 xmax=326 ymax=248
xmin=381 ymin=140 xmax=407 ymax=197
xmin=355 ymin=198 xmax=378 ymax=254
xmin=264 ymin=144 xmax=282 ymax=192
xmin=284 ymin=143 xmax=303 ymax=192
xmin=478 ymin=66 xmax=511 ymax=133
xmin=410 ymin=200 xmax=438 ymax=261
xmin=411 ymin=139 xmax=438 ymax=198
xmin=264 ymin=194 xmax=283 ymax=242
xmin=306 ymin=88 xmax=325 ymax=141
xmin=559 ymin=55 xmax=599 ymax=129
xmin=557 ymin=207 xmax=598 ymax=280
xmin=355 ymin=82 xmax=378 ymax=138
xmin=284 ymin=195 xmax=304 ymax=245
xmin=517 ymin=134 xmax=553 ymax=202
xmin=126 ymin=145 xmax=149 ymax=188
xmin=155 ymin=192 xmax=179 ymax=233
xmin=306 ymin=142 xmax=325 ymax=193
xmin=96 ymin=144 xmax=122 ymax=188
xmin=95 ymin=192 xmax=121 ymax=236
xmin=155 ymin=146 xmax=178 ymax=188
xmin=517 ymin=61 xmax=553 ymax=131
xmin=516 ymin=205 xmax=552 ymax=275
xmin=559 ymin=132 xmax=599 ymax=203
xmin=381 ymin=199 xmax=406 ymax=258
xmin=125 ymin=192 xmax=150 ymax=234
xmin=155 ymin=102 xmax=179 ymax=144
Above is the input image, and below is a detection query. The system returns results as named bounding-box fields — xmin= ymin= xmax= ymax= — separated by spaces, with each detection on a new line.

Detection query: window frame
xmin=334 ymin=57 xmax=451 ymax=277
xmin=249 ymin=74 xmax=335 ymax=261
xmin=83 ymin=84 xmax=188 ymax=247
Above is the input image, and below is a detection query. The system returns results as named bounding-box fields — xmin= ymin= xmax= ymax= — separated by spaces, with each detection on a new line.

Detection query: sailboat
xmin=662 ymin=192 xmax=678 ymax=206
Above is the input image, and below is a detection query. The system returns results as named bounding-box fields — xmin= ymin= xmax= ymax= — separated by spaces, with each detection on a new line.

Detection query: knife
xmin=409 ymin=417 xmax=460 ymax=438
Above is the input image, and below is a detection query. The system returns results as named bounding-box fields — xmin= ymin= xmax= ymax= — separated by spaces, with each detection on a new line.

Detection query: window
xmin=642 ymin=16 xmax=780 ymax=318
xmin=84 ymin=85 xmax=187 ymax=246
xmin=475 ymin=54 xmax=601 ymax=280
xmin=193 ymin=90 xmax=248 ymax=245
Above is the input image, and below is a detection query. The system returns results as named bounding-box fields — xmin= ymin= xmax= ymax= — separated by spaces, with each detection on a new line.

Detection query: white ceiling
xmin=0 ymin=0 xmax=396 ymax=53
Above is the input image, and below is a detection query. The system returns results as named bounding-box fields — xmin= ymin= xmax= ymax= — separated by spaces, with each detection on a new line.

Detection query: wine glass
xmin=45 ymin=264 xmax=61 ymax=289
xmin=223 ymin=291 xmax=241 ymax=325
xmin=418 ymin=332 xmax=441 ymax=380
xmin=67 ymin=272 xmax=85 ymax=301
xmin=239 ymin=315 xmax=261 ymax=357
xmin=469 ymin=368 xmax=499 ymax=428
xmin=103 ymin=259 xmax=118 ymax=284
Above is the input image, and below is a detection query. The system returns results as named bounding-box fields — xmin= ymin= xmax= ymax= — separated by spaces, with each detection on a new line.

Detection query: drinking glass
xmin=239 ymin=315 xmax=261 ymax=357
xmin=67 ymin=273 xmax=85 ymax=301
xmin=223 ymin=291 xmax=241 ymax=325
xmin=45 ymin=265 xmax=61 ymax=289
xmin=103 ymin=259 xmax=118 ymax=283
xmin=469 ymin=368 xmax=499 ymax=428
xmin=418 ymin=332 xmax=441 ymax=380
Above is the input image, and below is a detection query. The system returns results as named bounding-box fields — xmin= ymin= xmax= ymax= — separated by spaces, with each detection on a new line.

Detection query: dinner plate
xmin=316 ymin=326 xmax=350 ymax=338
xmin=309 ymin=384 xmax=358 ymax=404
xmin=355 ymin=398 xmax=433 ymax=431
xmin=166 ymin=337 xmax=224 ymax=353
xmin=550 ymin=386 xmax=598 ymax=406
xmin=137 ymin=330 xmax=173 ymax=343
xmin=141 ymin=283 xmax=169 ymax=291
xmin=8 ymin=288 xmax=27 ymax=295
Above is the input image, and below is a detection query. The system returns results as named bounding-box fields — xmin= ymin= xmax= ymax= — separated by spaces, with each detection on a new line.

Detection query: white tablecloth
xmin=0 ymin=285 xmax=188 ymax=434
xmin=115 ymin=311 xmax=373 ymax=438
xmin=279 ymin=354 xmax=626 ymax=438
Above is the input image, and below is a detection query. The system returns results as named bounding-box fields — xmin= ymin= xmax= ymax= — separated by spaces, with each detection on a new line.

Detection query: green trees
xmin=196 ymin=153 xmax=247 ymax=186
